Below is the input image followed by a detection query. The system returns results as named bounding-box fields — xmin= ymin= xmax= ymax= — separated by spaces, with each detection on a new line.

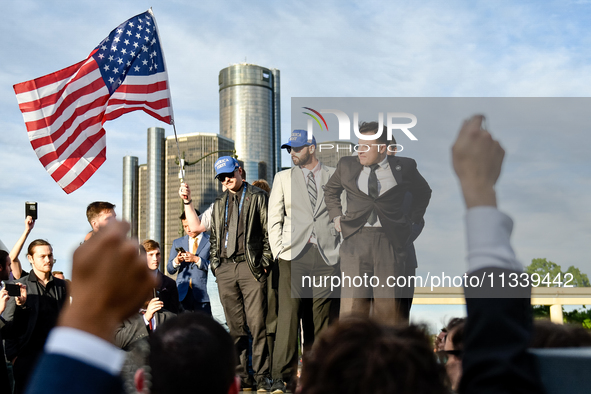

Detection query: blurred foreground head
xmin=299 ymin=316 xmax=448 ymax=394
xmin=148 ymin=313 xmax=238 ymax=394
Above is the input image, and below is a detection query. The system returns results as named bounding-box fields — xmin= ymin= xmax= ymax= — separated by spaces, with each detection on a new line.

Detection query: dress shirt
xmin=173 ymin=233 xmax=204 ymax=269
xmin=465 ymin=206 xmax=523 ymax=274
xmin=356 ymin=155 xmax=397 ymax=227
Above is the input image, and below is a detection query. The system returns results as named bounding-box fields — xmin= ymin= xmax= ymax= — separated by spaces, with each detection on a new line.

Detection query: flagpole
xmin=149 ymin=8 xmax=184 ymax=182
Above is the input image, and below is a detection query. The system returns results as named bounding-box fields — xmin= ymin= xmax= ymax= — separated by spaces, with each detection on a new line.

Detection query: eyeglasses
xmin=435 ymin=350 xmax=463 ymax=364
xmin=217 ymin=171 xmax=236 ymax=183
xmin=286 ymin=146 xmax=306 ymax=154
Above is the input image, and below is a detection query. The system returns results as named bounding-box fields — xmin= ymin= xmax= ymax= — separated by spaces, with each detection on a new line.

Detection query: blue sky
xmin=2 ymin=0 xmax=591 ymax=331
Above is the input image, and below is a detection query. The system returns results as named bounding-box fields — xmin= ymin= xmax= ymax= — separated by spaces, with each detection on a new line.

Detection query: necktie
xmin=226 ymin=194 xmax=239 ymax=257
xmin=307 ymin=172 xmax=317 ymax=210
xmin=192 ymin=237 xmax=198 ymax=254
xmin=367 ymin=164 xmax=380 ymax=225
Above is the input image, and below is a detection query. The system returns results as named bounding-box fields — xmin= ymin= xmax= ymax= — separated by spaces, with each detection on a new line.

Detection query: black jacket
xmin=2 ymin=273 xmax=68 ymax=361
xmin=210 ymin=182 xmax=272 ymax=281
xmin=324 ymin=155 xmax=431 ymax=250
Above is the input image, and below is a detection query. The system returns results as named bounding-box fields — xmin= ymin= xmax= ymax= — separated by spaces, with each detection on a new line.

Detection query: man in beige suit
xmin=268 ymin=130 xmax=342 ymax=393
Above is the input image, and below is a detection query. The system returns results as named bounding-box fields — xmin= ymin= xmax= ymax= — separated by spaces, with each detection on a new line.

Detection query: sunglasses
xmin=435 ymin=350 xmax=463 ymax=365
xmin=286 ymin=146 xmax=306 ymax=154
xmin=217 ymin=171 xmax=236 ymax=183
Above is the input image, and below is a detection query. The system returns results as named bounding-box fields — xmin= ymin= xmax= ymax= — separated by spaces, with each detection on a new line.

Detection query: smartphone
xmin=25 ymin=201 xmax=38 ymax=220
xmin=6 ymin=283 xmax=21 ymax=297
xmin=175 ymin=246 xmax=186 ymax=254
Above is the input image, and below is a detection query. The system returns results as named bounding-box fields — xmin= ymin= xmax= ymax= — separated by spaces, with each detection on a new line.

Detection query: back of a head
xmin=299 ymin=316 xmax=448 ymax=394
xmin=531 ymin=320 xmax=591 ymax=348
xmin=149 ymin=313 xmax=236 ymax=394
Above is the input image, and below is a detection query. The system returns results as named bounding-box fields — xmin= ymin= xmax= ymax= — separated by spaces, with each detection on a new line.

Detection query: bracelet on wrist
xmin=183 ymin=199 xmax=192 ymax=205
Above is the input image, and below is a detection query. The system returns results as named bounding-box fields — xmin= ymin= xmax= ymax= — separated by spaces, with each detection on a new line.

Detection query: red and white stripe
xmin=14 ymin=53 xmax=173 ymax=194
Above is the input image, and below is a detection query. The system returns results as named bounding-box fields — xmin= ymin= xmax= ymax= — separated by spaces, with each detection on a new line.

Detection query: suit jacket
xmin=167 ymin=233 xmax=210 ymax=303
xmin=2 ymin=274 xmax=67 ymax=361
xmin=156 ymin=270 xmax=180 ymax=314
xmin=268 ymin=164 xmax=342 ymax=265
xmin=324 ymin=155 xmax=431 ymax=250
xmin=114 ymin=309 xmax=175 ymax=351
xmin=210 ymin=183 xmax=273 ymax=281
xmin=25 ymin=353 xmax=123 ymax=394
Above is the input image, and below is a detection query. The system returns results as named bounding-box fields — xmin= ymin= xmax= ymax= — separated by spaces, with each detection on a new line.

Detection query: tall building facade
xmin=122 ymin=156 xmax=139 ymax=238
xmin=164 ymin=132 xmax=234 ymax=254
xmin=219 ymin=63 xmax=280 ymax=183
xmin=315 ymin=141 xmax=355 ymax=168
xmin=146 ymin=127 xmax=166 ymax=249
xmin=138 ymin=164 xmax=148 ymax=243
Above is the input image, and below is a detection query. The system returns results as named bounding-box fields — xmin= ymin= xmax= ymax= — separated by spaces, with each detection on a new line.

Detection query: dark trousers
xmin=339 ymin=227 xmax=409 ymax=326
xmin=272 ymin=244 xmax=338 ymax=381
xmin=180 ymin=293 xmax=211 ymax=315
xmin=12 ymin=351 xmax=40 ymax=394
xmin=216 ymin=259 xmax=269 ymax=383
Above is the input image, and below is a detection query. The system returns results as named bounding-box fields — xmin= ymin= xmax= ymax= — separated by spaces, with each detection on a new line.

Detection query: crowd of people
xmin=0 ymin=115 xmax=589 ymax=394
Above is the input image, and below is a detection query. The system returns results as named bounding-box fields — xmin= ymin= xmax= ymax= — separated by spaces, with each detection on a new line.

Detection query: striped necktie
xmin=307 ymin=172 xmax=317 ymax=210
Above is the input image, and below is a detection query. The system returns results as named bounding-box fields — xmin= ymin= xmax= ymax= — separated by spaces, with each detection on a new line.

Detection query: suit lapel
xmin=196 ymin=233 xmax=209 ymax=255
xmin=314 ymin=164 xmax=331 ymax=215
xmin=347 ymin=158 xmax=364 ymax=193
xmin=292 ymin=166 xmax=314 ymax=215
xmin=388 ymin=156 xmax=403 ymax=186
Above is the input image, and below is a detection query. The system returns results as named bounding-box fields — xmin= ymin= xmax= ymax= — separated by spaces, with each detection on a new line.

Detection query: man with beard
xmin=267 ymin=130 xmax=342 ymax=392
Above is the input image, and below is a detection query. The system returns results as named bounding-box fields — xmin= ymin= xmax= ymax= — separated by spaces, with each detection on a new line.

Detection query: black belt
xmin=222 ymin=254 xmax=246 ymax=264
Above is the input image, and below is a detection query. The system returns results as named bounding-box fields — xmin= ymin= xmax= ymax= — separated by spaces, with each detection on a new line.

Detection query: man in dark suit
xmin=388 ymin=138 xmax=425 ymax=320
xmin=324 ymin=121 xmax=431 ymax=325
xmin=142 ymin=240 xmax=180 ymax=314
xmin=167 ymin=211 xmax=211 ymax=314
xmin=2 ymin=240 xmax=67 ymax=394
xmin=114 ymin=297 xmax=175 ymax=351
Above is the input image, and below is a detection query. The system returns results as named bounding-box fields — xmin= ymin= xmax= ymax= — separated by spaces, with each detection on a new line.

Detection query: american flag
xmin=13 ymin=9 xmax=173 ymax=194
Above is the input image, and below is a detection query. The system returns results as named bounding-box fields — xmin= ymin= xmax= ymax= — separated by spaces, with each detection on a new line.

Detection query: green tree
xmin=525 ymin=258 xmax=590 ymax=287
xmin=526 ymin=258 xmax=591 ymax=328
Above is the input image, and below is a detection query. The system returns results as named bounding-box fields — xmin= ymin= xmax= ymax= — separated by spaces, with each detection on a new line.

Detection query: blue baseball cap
xmin=281 ymin=129 xmax=316 ymax=149
xmin=214 ymin=156 xmax=240 ymax=178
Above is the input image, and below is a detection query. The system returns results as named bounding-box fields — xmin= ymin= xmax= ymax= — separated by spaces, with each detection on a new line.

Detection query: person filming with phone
xmin=167 ymin=210 xmax=211 ymax=315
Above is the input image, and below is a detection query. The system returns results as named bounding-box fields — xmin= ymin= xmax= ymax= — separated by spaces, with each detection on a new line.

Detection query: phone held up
xmin=25 ymin=201 xmax=38 ymax=220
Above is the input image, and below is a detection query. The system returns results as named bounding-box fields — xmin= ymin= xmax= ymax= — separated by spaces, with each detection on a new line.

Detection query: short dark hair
xmin=299 ymin=316 xmax=448 ymax=394
xmin=531 ymin=320 xmax=591 ymax=348
xmin=179 ymin=209 xmax=200 ymax=221
xmin=0 ymin=250 xmax=9 ymax=271
xmin=447 ymin=319 xmax=466 ymax=352
xmin=141 ymin=239 xmax=160 ymax=252
xmin=252 ymin=179 xmax=270 ymax=193
xmin=358 ymin=121 xmax=388 ymax=145
xmin=27 ymin=239 xmax=52 ymax=257
xmin=86 ymin=201 xmax=115 ymax=224
xmin=149 ymin=313 xmax=237 ymax=394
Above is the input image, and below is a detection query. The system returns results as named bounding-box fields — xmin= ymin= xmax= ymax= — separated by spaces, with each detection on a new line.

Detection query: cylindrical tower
xmin=219 ymin=63 xmax=280 ymax=184
xmin=122 ymin=155 xmax=139 ymax=238
xmin=147 ymin=127 xmax=165 ymax=249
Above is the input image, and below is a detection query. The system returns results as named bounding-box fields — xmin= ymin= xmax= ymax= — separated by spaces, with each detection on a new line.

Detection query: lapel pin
xmin=395 ymin=165 xmax=402 ymax=171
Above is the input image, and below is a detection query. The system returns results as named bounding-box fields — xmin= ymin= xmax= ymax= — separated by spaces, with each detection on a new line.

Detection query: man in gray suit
xmin=268 ymin=130 xmax=342 ymax=393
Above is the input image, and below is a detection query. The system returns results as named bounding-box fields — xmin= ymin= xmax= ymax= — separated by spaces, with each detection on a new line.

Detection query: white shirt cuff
xmin=44 ymin=327 xmax=125 ymax=376
xmin=465 ymin=206 xmax=523 ymax=274
xmin=173 ymin=260 xmax=180 ymax=268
